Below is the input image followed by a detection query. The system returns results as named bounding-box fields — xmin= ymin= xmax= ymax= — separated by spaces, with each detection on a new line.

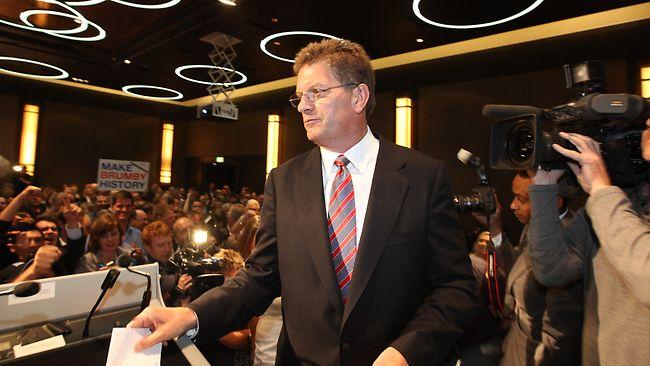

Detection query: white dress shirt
xmin=320 ymin=127 xmax=379 ymax=245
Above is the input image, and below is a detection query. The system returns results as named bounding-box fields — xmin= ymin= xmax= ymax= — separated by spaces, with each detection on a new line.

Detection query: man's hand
xmin=373 ymin=347 xmax=409 ymax=366
xmin=16 ymin=186 xmax=42 ymax=202
xmin=33 ymin=245 xmax=62 ymax=277
xmin=127 ymin=306 xmax=198 ymax=352
xmin=532 ymin=167 xmax=565 ymax=185
xmin=552 ymin=131 xmax=611 ymax=195
xmin=177 ymin=274 xmax=193 ymax=292
xmin=471 ymin=193 xmax=503 ymax=236
xmin=62 ymin=203 xmax=83 ymax=228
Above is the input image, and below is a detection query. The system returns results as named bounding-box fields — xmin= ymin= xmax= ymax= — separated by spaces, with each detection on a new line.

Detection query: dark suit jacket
xmin=189 ymin=135 xmax=476 ymax=366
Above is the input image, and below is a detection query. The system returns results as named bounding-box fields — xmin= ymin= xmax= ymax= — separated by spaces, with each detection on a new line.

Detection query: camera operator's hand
xmin=177 ymin=274 xmax=193 ymax=292
xmin=127 ymin=306 xmax=198 ymax=352
xmin=532 ymin=167 xmax=565 ymax=186
xmin=471 ymin=193 xmax=503 ymax=236
xmin=552 ymin=131 xmax=611 ymax=195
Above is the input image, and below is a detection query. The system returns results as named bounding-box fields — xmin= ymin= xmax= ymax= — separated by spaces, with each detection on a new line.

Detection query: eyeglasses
xmin=289 ymin=83 xmax=358 ymax=108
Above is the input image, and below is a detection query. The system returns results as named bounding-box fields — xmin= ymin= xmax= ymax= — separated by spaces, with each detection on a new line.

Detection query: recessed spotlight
xmin=273 ymin=41 xmax=280 ymax=46
xmin=219 ymin=0 xmax=237 ymax=6
xmin=123 ymin=59 xmax=131 ymax=64
xmin=416 ymin=38 xmax=424 ymax=43
xmin=12 ymin=165 xmax=23 ymax=172
xmin=270 ymin=18 xmax=279 ymax=23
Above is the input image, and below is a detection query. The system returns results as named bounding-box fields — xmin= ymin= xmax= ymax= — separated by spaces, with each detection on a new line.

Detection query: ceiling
xmin=0 ymin=0 xmax=649 ymax=105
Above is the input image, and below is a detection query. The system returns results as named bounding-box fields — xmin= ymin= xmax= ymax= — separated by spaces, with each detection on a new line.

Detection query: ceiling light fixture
xmin=0 ymin=56 xmax=69 ymax=79
xmin=175 ymin=64 xmax=247 ymax=86
xmin=218 ymin=0 xmax=237 ymax=6
xmin=122 ymin=85 xmax=183 ymax=100
xmin=416 ymin=38 xmax=424 ymax=43
xmin=0 ymin=0 xmax=107 ymax=42
xmin=64 ymin=0 xmax=104 ymax=5
xmin=412 ymin=0 xmax=545 ymax=29
xmin=260 ymin=31 xmax=340 ymax=63
xmin=124 ymin=59 xmax=131 ymax=64
xmin=110 ymin=0 xmax=181 ymax=9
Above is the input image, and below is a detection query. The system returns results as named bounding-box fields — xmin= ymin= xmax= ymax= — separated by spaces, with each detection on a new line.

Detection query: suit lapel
xmin=342 ymin=138 xmax=409 ymax=326
xmin=293 ymin=148 xmax=344 ymax=314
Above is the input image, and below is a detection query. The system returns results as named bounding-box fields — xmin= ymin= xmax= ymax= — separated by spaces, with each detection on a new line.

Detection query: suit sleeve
xmin=188 ymin=169 xmax=281 ymax=341
xmin=390 ymin=163 xmax=477 ymax=366
xmin=586 ymin=186 xmax=650 ymax=307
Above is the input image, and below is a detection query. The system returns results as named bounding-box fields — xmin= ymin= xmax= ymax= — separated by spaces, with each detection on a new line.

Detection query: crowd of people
xmin=0 ymin=181 xmax=280 ymax=366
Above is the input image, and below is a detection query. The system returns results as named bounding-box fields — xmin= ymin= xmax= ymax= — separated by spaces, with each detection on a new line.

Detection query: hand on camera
xmin=471 ymin=193 xmax=503 ymax=236
xmin=551 ymin=131 xmax=611 ymax=195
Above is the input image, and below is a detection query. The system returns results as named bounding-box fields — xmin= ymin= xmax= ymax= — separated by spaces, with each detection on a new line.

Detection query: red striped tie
xmin=328 ymin=155 xmax=357 ymax=304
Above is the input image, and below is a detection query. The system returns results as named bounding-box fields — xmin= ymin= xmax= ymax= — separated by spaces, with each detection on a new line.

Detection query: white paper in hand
xmin=106 ymin=328 xmax=161 ymax=366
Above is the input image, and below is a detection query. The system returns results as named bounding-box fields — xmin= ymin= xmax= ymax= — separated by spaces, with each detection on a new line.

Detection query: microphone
xmin=0 ymin=281 xmax=41 ymax=297
xmin=482 ymin=104 xmax=542 ymax=119
xmin=117 ymin=254 xmax=151 ymax=312
xmin=82 ymin=268 xmax=120 ymax=337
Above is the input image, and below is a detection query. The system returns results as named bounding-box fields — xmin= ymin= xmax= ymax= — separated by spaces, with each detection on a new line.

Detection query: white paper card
xmin=8 ymin=282 xmax=55 ymax=305
xmin=13 ymin=335 xmax=65 ymax=358
xmin=106 ymin=328 xmax=160 ymax=366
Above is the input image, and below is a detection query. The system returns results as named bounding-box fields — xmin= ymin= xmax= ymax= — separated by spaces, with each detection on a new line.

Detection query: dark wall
xmin=35 ymin=101 xmax=165 ymax=189
xmin=0 ymin=94 xmax=21 ymax=165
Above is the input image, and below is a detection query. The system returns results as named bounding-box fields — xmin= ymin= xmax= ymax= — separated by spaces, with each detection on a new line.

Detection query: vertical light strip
xmin=266 ymin=114 xmax=280 ymax=178
xmin=19 ymin=104 xmax=39 ymax=176
xmin=641 ymin=66 xmax=650 ymax=98
xmin=160 ymin=123 xmax=174 ymax=184
xmin=395 ymin=97 xmax=413 ymax=148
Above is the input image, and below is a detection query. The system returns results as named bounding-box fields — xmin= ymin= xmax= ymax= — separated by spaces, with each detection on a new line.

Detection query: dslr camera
xmin=487 ymin=61 xmax=649 ymax=181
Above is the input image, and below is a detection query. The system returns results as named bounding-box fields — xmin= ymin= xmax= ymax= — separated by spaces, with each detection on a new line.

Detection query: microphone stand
xmin=126 ymin=266 xmax=151 ymax=312
xmin=83 ymin=268 xmax=120 ymax=337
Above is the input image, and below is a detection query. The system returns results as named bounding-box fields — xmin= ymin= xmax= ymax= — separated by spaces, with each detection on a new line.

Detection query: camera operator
xmin=141 ymin=221 xmax=192 ymax=306
xmin=527 ymin=118 xmax=650 ymax=365
xmin=469 ymin=173 xmax=581 ymax=366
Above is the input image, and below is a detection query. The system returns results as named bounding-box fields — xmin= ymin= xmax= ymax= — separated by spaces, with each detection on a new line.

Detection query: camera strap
xmin=485 ymin=235 xmax=504 ymax=319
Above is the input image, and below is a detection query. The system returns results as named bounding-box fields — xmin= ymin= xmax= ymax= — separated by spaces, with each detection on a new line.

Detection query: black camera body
xmin=171 ymin=247 xmax=224 ymax=278
xmin=488 ymin=62 xmax=649 ymax=178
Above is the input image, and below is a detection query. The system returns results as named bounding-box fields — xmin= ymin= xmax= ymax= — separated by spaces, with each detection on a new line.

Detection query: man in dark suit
xmin=130 ymin=39 xmax=476 ymax=366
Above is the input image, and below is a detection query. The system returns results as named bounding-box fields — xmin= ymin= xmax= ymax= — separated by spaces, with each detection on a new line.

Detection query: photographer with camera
xmin=141 ymin=221 xmax=192 ymax=307
xmin=527 ymin=117 xmax=650 ymax=365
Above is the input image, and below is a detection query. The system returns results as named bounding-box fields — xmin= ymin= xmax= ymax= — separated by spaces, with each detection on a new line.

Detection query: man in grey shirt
xmin=526 ymin=120 xmax=650 ymax=366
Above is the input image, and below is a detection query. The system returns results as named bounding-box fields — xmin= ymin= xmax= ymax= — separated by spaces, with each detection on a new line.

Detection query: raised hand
xmin=551 ymin=131 xmax=611 ymax=195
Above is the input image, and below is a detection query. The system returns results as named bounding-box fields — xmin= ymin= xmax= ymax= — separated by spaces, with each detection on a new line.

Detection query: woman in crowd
xmin=74 ymin=213 xmax=128 ymax=273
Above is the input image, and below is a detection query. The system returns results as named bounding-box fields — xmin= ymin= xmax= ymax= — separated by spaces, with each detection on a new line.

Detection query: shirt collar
xmin=320 ymin=127 xmax=379 ymax=175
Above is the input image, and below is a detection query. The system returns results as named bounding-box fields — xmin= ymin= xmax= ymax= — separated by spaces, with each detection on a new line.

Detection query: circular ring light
xmin=122 ymin=85 xmax=183 ymax=100
xmin=260 ymin=31 xmax=340 ymax=63
xmin=20 ymin=10 xmax=89 ymax=34
xmin=412 ymin=0 xmax=545 ymax=29
xmin=0 ymin=0 xmax=106 ymax=42
xmin=110 ymin=0 xmax=181 ymax=9
xmin=175 ymin=64 xmax=247 ymax=86
xmin=64 ymin=0 xmax=104 ymax=6
xmin=0 ymin=56 xmax=69 ymax=79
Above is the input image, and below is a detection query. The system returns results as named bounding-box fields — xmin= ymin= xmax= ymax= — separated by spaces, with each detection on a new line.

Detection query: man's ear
xmin=351 ymin=83 xmax=370 ymax=114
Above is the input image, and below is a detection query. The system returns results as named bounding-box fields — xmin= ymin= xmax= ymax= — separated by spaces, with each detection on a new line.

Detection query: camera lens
xmin=507 ymin=124 xmax=534 ymax=163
